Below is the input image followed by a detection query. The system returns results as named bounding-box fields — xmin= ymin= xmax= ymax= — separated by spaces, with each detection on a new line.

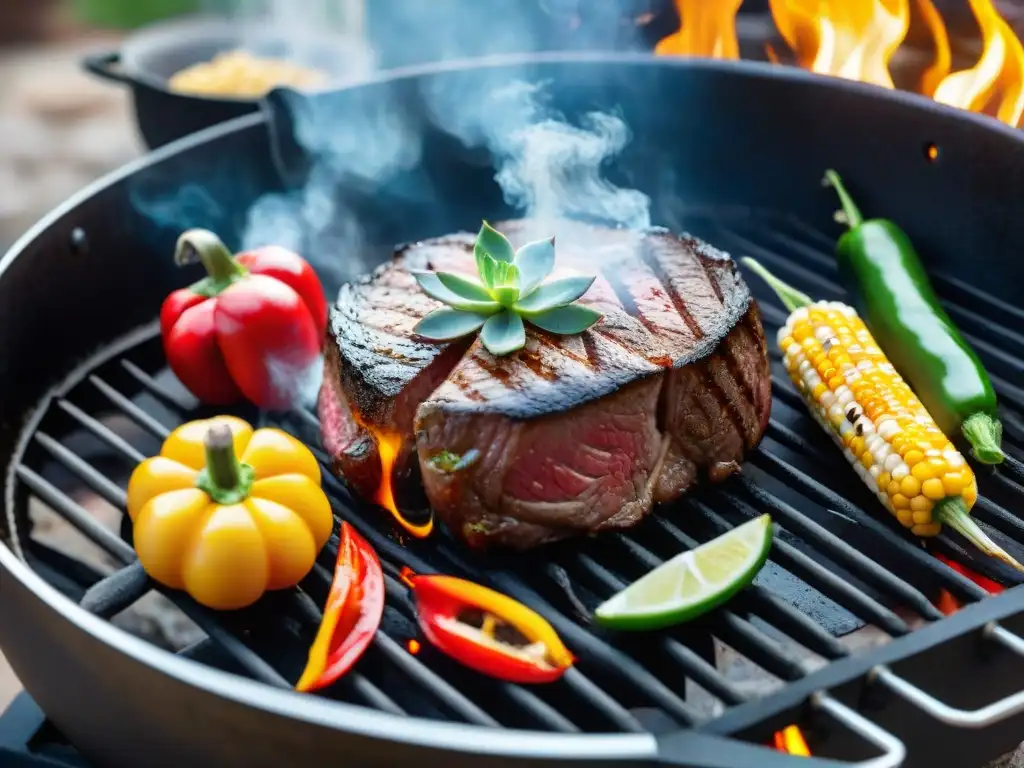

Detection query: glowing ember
xmin=934 ymin=552 xmax=1004 ymax=614
xmin=407 ymin=639 xmax=422 ymax=655
xmin=774 ymin=725 xmax=811 ymax=756
xmin=399 ymin=567 xmax=418 ymax=589
xmin=654 ymin=0 xmax=1024 ymax=128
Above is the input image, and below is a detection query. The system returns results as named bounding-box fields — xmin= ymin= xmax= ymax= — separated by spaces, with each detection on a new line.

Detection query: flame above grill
xmin=655 ymin=0 xmax=1024 ymax=127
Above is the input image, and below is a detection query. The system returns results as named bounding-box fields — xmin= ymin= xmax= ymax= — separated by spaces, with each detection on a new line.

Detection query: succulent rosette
xmin=412 ymin=222 xmax=602 ymax=356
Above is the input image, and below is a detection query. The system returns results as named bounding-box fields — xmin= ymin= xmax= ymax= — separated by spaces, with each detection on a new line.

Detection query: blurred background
xmin=1 ymin=0 xmax=1023 ymax=255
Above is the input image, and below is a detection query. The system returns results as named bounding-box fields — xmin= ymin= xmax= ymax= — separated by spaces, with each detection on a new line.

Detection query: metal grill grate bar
xmin=741 ymin=463 xmax=989 ymax=602
xmin=692 ymin=502 xmax=928 ymax=629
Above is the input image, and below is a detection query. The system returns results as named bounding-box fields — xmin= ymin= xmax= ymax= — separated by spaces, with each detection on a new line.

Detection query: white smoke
xmin=265 ymin=352 xmax=325 ymax=412
xmin=132 ymin=1 xmax=653 ymax=309
xmin=494 ymin=106 xmax=652 ymax=229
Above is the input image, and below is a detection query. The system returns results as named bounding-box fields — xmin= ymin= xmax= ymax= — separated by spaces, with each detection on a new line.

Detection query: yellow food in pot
xmin=168 ymin=49 xmax=327 ymax=98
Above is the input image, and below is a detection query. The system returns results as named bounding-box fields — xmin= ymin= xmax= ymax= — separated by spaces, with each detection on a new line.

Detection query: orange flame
xmin=932 ymin=0 xmax=1024 ymax=127
xmin=654 ymin=0 xmax=1024 ymax=127
xmin=655 ymin=0 xmax=743 ymax=59
xmin=373 ymin=426 xmax=403 ymax=516
xmin=916 ymin=0 xmax=952 ymax=97
xmin=774 ymin=725 xmax=811 ymax=756
xmin=355 ymin=417 xmax=434 ymax=539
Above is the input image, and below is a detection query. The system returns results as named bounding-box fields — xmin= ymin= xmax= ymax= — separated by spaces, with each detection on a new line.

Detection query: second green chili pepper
xmin=823 ymin=169 xmax=1004 ymax=465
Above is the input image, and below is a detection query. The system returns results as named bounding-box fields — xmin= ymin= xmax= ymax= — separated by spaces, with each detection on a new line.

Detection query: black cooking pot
xmin=82 ymin=14 xmax=372 ymax=149
xmin=5 ymin=52 xmax=1024 ymax=768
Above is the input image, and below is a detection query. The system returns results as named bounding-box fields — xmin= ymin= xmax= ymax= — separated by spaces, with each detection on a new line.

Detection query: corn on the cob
xmin=742 ymin=257 xmax=1024 ymax=573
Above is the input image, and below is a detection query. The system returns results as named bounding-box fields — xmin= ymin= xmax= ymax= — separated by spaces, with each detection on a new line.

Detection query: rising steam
xmin=129 ymin=1 xmax=653 ymax=409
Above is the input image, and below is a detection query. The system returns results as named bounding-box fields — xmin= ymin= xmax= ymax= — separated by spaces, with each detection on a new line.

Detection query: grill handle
xmin=871 ymin=622 xmax=1024 ymax=727
xmin=654 ymin=693 xmax=905 ymax=767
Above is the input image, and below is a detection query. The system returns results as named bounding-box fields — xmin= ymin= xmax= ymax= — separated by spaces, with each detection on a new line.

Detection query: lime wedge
xmin=594 ymin=515 xmax=774 ymax=631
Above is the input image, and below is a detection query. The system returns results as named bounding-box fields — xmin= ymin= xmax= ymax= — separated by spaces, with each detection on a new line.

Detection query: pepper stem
xmin=175 ymin=229 xmax=247 ymax=296
xmin=934 ymin=497 xmax=1024 ymax=573
xmin=740 ymin=257 xmax=814 ymax=313
xmin=961 ymin=412 xmax=1005 ymax=465
xmin=823 ymin=169 xmax=865 ymax=230
xmin=196 ymin=424 xmax=255 ymax=505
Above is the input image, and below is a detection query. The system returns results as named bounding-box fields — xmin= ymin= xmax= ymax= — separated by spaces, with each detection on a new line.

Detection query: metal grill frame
xmin=4 ymin=54 xmax=1024 ymax=768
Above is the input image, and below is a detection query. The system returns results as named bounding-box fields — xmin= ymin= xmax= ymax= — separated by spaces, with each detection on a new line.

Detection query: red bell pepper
xmin=410 ymin=574 xmax=573 ymax=684
xmin=160 ymin=229 xmax=328 ymax=410
xmin=296 ymin=522 xmax=384 ymax=692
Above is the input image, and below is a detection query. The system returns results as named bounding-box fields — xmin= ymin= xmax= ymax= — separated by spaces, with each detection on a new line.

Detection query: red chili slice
xmin=296 ymin=522 xmax=384 ymax=692
xmin=411 ymin=574 xmax=573 ymax=684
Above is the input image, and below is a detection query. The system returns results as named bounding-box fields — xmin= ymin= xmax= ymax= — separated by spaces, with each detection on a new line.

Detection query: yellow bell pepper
xmin=126 ymin=415 xmax=334 ymax=610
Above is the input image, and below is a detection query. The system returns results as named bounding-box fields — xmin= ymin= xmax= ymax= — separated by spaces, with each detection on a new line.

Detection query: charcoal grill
xmin=4 ymin=53 xmax=1024 ymax=768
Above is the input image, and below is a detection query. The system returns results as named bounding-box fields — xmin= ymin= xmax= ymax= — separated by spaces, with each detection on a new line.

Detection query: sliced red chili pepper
xmin=411 ymin=574 xmax=573 ymax=684
xmin=296 ymin=522 xmax=384 ymax=692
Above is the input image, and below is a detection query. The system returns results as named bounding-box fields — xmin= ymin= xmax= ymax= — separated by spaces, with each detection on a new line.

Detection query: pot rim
xmin=113 ymin=13 xmax=373 ymax=104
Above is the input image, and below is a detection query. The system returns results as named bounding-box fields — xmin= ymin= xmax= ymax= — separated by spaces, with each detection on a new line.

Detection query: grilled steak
xmin=320 ymin=220 xmax=771 ymax=549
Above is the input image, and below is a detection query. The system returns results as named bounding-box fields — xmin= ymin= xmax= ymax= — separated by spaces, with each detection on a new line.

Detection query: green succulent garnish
xmin=412 ymin=221 xmax=602 ymax=356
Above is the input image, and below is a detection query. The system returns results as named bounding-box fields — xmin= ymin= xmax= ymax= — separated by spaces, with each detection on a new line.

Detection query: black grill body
xmin=3 ymin=54 xmax=1024 ymax=768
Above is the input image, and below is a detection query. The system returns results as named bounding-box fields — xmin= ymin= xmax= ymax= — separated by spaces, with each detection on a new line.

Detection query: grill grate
xmin=10 ymin=210 xmax=1024 ymax=757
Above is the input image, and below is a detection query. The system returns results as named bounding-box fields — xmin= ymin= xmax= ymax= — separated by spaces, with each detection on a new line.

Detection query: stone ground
xmin=0 ymin=31 xmax=1022 ymax=768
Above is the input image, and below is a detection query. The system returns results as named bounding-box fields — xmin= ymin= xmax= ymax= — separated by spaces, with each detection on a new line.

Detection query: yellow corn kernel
xmin=910 ymin=496 xmax=933 ymax=513
xmin=903 ymin=449 xmax=924 ymax=465
xmin=942 ymin=472 xmax=970 ymax=496
xmin=963 ymin=479 xmax=978 ymax=507
xmin=911 ymin=460 xmax=942 ymax=481
xmin=912 ymin=510 xmax=932 ymax=525
xmin=900 ymin=476 xmax=921 ymax=498
xmin=877 ymin=471 xmax=891 ymax=491
xmin=921 ymin=478 xmax=946 ymax=501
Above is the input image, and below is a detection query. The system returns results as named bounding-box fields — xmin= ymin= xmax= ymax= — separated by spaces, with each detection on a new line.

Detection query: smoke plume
xmin=131 ymin=1 xmax=654 ymax=408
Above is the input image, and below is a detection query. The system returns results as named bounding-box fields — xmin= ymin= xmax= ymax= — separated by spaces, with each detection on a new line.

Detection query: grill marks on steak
xmin=322 ymin=220 xmax=771 ymax=549
xmin=326 ymin=237 xmax=475 ymax=501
